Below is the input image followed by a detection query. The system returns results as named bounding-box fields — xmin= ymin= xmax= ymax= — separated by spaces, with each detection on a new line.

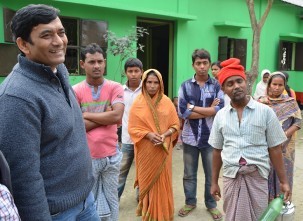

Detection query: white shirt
xmin=121 ymin=82 xmax=142 ymax=144
xmin=209 ymin=97 xmax=287 ymax=179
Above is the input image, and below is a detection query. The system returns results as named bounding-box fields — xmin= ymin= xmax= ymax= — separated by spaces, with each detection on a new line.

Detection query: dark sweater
xmin=0 ymin=55 xmax=94 ymax=220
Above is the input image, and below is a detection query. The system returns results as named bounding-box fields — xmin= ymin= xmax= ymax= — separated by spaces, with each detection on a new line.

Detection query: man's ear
xmin=221 ymin=84 xmax=226 ymax=93
xmin=80 ymin=60 xmax=85 ymax=69
xmin=16 ymin=37 xmax=30 ymax=55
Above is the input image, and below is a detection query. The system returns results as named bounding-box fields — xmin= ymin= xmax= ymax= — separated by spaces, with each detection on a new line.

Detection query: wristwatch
xmin=188 ymin=104 xmax=195 ymax=111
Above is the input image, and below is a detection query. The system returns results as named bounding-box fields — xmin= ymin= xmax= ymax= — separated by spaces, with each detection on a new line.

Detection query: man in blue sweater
xmin=0 ymin=4 xmax=99 ymax=221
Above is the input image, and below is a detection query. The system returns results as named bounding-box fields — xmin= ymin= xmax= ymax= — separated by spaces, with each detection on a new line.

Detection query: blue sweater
xmin=0 ymin=55 xmax=94 ymax=220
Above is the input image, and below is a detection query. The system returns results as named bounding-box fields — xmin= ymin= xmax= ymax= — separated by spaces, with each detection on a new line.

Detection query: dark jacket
xmin=0 ymin=150 xmax=12 ymax=193
xmin=0 ymin=55 xmax=94 ymax=221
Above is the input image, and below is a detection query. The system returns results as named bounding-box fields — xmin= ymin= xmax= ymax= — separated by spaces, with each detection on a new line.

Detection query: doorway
xmin=137 ymin=18 xmax=174 ymax=96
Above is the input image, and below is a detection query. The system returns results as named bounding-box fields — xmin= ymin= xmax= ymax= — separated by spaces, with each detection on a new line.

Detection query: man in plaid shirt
xmin=0 ymin=183 xmax=20 ymax=220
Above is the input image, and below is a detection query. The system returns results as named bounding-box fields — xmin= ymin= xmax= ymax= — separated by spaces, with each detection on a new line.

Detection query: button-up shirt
xmin=208 ymin=97 xmax=287 ymax=179
xmin=178 ymin=75 xmax=224 ymax=148
xmin=122 ymin=82 xmax=142 ymax=144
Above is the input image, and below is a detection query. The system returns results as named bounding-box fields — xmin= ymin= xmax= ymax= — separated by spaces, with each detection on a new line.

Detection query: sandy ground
xmin=119 ymin=130 xmax=303 ymax=221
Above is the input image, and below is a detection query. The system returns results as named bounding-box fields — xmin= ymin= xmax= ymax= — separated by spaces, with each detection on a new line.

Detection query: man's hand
xmin=211 ymin=98 xmax=220 ymax=107
xmin=280 ymin=182 xmax=291 ymax=202
xmin=187 ymin=103 xmax=193 ymax=109
xmin=105 ymin=105 xmax=113 ymax=112
xmin=210 ymin=184 xmax=221 ymax=201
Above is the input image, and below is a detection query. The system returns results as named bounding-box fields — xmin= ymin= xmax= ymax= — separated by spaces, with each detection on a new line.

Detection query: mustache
xmin=232 ymin=89 xmax=243 ymax=95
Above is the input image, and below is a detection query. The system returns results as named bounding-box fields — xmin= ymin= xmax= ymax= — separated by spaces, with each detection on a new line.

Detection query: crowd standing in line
xmin=118 ymin=58 xmax=143 ymax=200
xmin=73 ymin=43 xmax=124 ymax=221
xmin=0 ymin=4 xmax=99 ymax=220
xmin=0 ymin=4 xmax=301 ymax=221
xmin=258 ymin=71 xmax=301 ymax=201
xmin=177 ymin=49 xmax=224 ymax=220
xmin=253 ymin=69 xmax=270 ymax=100
xmin=128 ymin=69 xmax=180 ymax=220
xmin=209 ymin=58 xmax=291 ymax=221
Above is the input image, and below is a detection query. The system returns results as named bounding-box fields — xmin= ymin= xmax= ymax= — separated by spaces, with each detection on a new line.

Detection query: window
xmin=218 ymin=37 xmax=247 ymax=68
xmin=0 ymin=12 xmax=107 ymax=76
xmin=278 ymin=41 xmax=303 ymax=71
xmin=0 ymin=44 xmax=19 ymax=76
xmin=3 ymin=8 xmax=15 ymax=43
xmin=61 ymin=18 xmax=108 ymax=75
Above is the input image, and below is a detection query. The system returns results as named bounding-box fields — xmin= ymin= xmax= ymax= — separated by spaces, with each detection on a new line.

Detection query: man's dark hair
xmin=192 ymin=49 xmax=211 ymax=64
xmin=10 ymin=4 xmax=60 ymax=43
xmin=124 ymin=58 xmax=143 ymax=72
xmin=81 ymin=43 xmax=105 ymax=61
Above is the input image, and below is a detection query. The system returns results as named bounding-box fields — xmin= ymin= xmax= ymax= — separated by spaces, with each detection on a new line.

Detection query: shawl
xmin=258 ymin=94 xmax=301 ymax=125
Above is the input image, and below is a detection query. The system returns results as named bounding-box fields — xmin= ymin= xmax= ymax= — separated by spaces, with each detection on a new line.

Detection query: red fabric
xmin=296 ymin=91 xmax=303 ymax=104
xmin=217 ymin=58 xmax=246 ymax=86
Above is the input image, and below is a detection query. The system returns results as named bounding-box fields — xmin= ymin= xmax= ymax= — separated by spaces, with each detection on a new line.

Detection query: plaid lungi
xmin=223 ymin=165 xmax=268 ymax=221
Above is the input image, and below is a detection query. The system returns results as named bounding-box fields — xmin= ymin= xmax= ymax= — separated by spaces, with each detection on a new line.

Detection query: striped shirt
xmin=178 ymin=75 xmax=224 ymax=148
xmin=73 ymin=79 xmax=124 ymax=158
xmin=208 ymin=97 xmax=287 ymax=179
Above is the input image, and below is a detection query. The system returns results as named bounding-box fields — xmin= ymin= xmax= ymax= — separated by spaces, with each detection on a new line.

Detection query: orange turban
xmin=217 ymin=58 xmax=246 ymax=86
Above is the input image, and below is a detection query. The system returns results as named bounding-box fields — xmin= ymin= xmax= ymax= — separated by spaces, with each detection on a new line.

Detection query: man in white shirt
xmin=118 ymin=58 xmax=143 ymax=199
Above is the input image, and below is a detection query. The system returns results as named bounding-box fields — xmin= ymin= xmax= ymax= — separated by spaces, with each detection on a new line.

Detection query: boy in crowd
xmin=118 ymin=58 xmax=143 ymax=200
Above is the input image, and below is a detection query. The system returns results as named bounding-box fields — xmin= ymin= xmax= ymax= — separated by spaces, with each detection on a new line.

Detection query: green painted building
xmin=0 ymin=0 xmax=303 ymax=102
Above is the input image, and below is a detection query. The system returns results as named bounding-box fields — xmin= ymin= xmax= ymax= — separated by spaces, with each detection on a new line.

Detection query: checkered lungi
xmin=223 ymin=165 xmax=268 ymax=221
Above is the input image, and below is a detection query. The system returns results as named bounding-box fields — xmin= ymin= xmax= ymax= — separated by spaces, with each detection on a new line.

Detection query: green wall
xmin=0 ymin=0 xmax=302 ymax=94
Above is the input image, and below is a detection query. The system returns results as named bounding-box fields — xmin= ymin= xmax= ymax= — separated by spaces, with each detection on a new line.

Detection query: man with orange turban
xmin=208 ymin=58 xmax=291 ymax=221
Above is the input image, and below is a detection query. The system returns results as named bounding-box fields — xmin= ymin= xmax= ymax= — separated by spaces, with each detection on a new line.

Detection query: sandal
xmin=207 ymin=208 xmax=223 ymax=221
xmin=178 ymin=205 xmax=196 ymax=217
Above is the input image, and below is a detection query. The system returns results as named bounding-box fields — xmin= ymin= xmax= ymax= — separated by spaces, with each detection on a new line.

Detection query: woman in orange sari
xmin=128 ymin=69 xmax=180 ymax=221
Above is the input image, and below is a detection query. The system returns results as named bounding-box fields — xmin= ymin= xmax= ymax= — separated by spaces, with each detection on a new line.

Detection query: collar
xmin=86 ymin=79 xmax=106 ymax=88
xmin=226 ymin=96 xmax=255 ymax=111
xmin=123 ymin=80 xmax=142 ymax=91
xmin=18 ymin=54 xmax=67 ymax=84
xmin=191 ymin=74 xmax=216 ymax=85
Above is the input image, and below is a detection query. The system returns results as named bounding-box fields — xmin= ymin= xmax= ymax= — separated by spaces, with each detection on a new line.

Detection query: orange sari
xmin=128 ymin=69 xmax=179 ymax=221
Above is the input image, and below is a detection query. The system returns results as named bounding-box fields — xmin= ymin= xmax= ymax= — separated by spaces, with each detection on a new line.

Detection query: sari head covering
xmin=259 ymin=71 xmax=296 ymax=122
xmin=141 ymin=69 xmax=164 ymax=111
xmin=253 ymin=69 xmax=270 ymax=100
xmin=141 ymin=69 xmax=169 ymax=152
xmin=128 ymin=69 xmax=179 ymax=220
xmin=265 ymin=71 xmax=286 ymax=97
xmin=260 ymin=71 xmax=300 ymax=125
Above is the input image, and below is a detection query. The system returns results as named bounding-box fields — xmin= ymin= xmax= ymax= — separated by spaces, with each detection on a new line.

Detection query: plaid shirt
xmin=0 ymin=184 xmax=20 ymax=220
xmin=178 ymin=75 xmax=224 ymax=148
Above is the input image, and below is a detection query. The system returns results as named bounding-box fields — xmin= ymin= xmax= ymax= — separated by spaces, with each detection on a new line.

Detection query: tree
xmin=104 ymin=26 xmax=148 ymax=80
xmin=245 ymin=0 xmax=273 ymax=94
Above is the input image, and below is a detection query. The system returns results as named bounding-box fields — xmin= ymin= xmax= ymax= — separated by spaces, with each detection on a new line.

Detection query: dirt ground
xmin=119 ymin=130 xmax=303 ymax=221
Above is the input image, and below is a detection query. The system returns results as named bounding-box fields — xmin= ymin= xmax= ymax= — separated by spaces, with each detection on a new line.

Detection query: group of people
xmin=0 ymin=3 xmax=301 ymax=221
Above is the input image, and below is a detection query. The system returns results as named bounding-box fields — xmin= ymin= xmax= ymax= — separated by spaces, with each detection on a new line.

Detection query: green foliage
xmin=103 ymin=26 xmax=148 ymax=78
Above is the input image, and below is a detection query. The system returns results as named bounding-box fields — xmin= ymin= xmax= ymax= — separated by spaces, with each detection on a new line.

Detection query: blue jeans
xmin=182 ymin=143 xmax=217 ymax=209
xmin=51 ymin=192 xmax=100 ymax=221
xmin=118 ymin=143 xmax=134 ymax=198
